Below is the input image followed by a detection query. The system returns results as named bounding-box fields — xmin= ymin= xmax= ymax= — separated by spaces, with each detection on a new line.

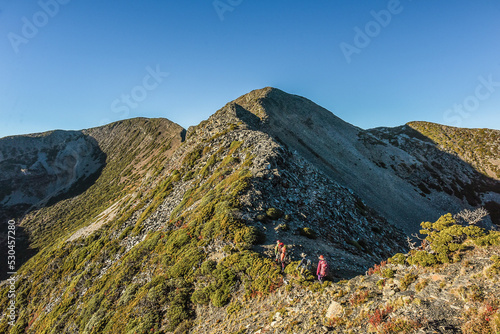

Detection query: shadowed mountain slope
xmin=227 ymin=87 xmax=500 ymax=233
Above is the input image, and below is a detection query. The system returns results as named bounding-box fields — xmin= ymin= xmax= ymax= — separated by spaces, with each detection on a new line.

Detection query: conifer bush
xmin=405 ymin=212 xmax=498 ymax=267
xmin=200 ymin=259 xmax=217 ymax=276
xmin=388 ymin=253 xmax=406 ymax=265
xmin=266 ymin=207 xmax=284 ymax=220
xmin=298 ymin=227 xmax=317 ymax=239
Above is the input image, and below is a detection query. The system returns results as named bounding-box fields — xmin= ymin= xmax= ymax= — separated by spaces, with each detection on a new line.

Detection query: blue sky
xmin=1 ymin=0 xmax=500 ymax=138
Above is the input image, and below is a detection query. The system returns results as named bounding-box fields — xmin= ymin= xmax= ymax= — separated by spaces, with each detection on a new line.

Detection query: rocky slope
xmin=192 ymin=214 xmax=500 ymax=334
xmin=0 ymin=87 xmax=499 ymax=333
xmin=0 ymin=130 xmax=104 ymax=211
xmin=227 ymin=88 xmax=500 ymax=233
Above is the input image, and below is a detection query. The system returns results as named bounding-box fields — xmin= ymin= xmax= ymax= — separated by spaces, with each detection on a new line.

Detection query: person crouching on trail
xmin=296 ymin=253 xmax=311 ymax=278
xmin=317 ymin=255 xmax=329 ymax=283
xmin=274 ymin=240 xmax=283 ymax=262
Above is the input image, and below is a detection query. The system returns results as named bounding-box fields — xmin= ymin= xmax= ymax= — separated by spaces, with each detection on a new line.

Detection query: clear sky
xmin=1 ymin=0 xmax=500 ymax=138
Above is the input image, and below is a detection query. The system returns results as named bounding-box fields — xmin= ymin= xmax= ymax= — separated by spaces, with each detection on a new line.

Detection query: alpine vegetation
xmin=0 ymin=88 xmax=499 ymax=333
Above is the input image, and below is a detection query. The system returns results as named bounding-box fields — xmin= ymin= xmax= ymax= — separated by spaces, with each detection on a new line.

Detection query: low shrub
xmin=474 ymin=231 xmax=500 ymax=247
xmin=400 ymin=273 xmax=418 ymax=291
xmin=266 ymin=208 xmax=284 ymax=220
xmin=275 ymin=223 xmax=289 ymax=232
xmin=407 ymin=250 xmax=438 ymax=267
xmin=367 ymin=261 xmax=387 ymax=276
xmin=381 ymin=268 xmax=395 ymax=279
xmin=226 ymin=301 xmax=243 ymax=315
xmin=349 ymin=290 xmax=369 ymax=306
xmin=234 ymin=226 xmax=264 ymax=247
xmin=485 ymin=255 xmax=500 ymax=279
xmin=368 ymin=305 xmax=393 ymax=328
xmin=415 ymin=279 xmax=429 ymax=292
xmin=388 ymin=253 xmax=406 ymax=266
xmin=191 ymin=288 xmax=210 ymax=305
xmin=298 ymin=227 xmax=317 ymax=239
xmin=200 ymin=260 xmax=217 ymax=276
xmin=462 ymin=300 xmax=500 ymax=334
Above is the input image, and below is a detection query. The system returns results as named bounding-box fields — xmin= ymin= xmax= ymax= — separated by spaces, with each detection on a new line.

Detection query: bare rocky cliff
xmin=0 ymin=130 xmax=104 ymax=210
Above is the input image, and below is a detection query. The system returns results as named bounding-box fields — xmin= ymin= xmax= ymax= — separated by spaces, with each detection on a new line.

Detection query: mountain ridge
xmin=0 ymin=87 xmax=499 ymax=333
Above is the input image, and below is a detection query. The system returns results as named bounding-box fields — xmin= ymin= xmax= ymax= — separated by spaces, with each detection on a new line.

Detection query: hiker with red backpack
xmin=280 ymin=244 xmax=288 ymax=271
xmin=274 ymin=240 xmax=283 ymax=262
xmin=317 ymin=255 xmax=329 ymax=283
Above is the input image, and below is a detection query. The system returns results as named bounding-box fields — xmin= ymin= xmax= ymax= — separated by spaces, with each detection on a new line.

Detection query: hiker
xmin=280 ymin=244 xmax=288 ymax=271
xmin=274 ymin=240 xmax=283 ymax=262
xmin=296 ymin=253 xmax=311 ymax=277
xmin=317 ymin=255 xmax=329 ymax=283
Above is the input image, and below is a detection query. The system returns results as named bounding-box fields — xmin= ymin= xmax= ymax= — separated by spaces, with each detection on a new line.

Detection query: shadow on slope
xmin=0 ymin=133 xmax=106 ymax=280
xmin=232 ymin=88 xmax=500 ymax=233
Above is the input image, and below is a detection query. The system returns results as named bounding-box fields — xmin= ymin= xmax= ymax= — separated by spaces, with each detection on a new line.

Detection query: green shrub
xmin=167 ymin=288 xmax=192 ymax=331
xmin=388 ymin=253 xmax=406 ymax=265
xmin=400 ymin=273 xmax=418 ymax=291
xmin=174 ymin=320 xmax=193 ymax=334
xmin=474 ymin=231 xmax=500 ymax=247
xmin=266 ymin=208 xmax=284 ymax=220
xmin=415 ymin=279 xmax=429 ymax=292
xmin=183 ymin=146 xmax=204 ymax=168
xmin=234 ymin=226 xmax=264 ymax=246
xmin=256 ymin=214 xmax=267 ymax=222
xmin=275 ymin=223 xmax=289 ymax=232
xmin=407 ymin=213 xmax=494 ymax=266
xmin=118 ymin=283 xmax=140 ymax=306
xmin=222 ymin=251 xmax=282 ymax=296
xmin=407 ymin=250 xmax=438 ymax=267
xmin=485 ymin=255 xmax=500 ymax=279
xmin=227 ymin=301 xmax=243 ymax=315
xmin=183 ymin=170 xmax=196 ymax=181
xmin=466 ymin=284 xmax=484 ymax=302
xmin=381 ymin=268 xmax=395 ymax=279
xmin=210 ymin=288 xmax=231 ymax=307
xmin=147 ymin=277 xmax=168 ymax=305
xmin=191 ymin=288 xmax=210 ymax=305
xmin=200 ymin=260 xmax=217 ymax=276
xmin=298 ymin=227 xmax=317 ymax=239
xmin=168 ymin=246 xmax=204 ymax=278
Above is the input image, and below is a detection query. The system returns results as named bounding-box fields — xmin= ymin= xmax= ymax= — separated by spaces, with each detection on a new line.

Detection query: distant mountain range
xmin=0 ymin=87 xmax=499 ymax=333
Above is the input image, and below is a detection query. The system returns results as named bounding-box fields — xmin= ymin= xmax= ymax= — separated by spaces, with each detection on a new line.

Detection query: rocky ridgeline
xmin=109 ymin=99 xmax=406 ymax=276
xmin=1 ymin=88 xmax=499 ymax=333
